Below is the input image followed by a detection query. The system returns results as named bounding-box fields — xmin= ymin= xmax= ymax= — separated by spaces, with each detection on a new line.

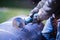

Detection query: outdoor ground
xmin=0 ymin=8 xmax=31 ymax=23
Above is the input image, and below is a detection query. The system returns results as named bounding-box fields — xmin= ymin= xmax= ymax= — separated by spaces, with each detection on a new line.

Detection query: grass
xmin=0 ymin=8 xmax=31 ymax=23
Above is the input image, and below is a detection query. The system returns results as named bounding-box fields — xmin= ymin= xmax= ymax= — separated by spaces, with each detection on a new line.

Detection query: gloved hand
xmin=25 ymin=13 xmax=38 ymax=24
xmin=25 ymin=17 xmax=33 ymax=24
xmin=29 ymin=12 xmax=38 ymax=18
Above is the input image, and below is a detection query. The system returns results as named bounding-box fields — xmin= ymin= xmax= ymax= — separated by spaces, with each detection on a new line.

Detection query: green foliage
xmin=0 ymin=8 xmax=31 ymax=23
xmin=0 ymin=0 xmax=34 ymax=8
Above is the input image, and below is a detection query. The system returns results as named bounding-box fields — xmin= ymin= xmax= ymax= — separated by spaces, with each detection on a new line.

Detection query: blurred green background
xmin=0 ymin=8 xmax=31 ymax=23
xmin=0 ymin=0 xmax=35 ymax=23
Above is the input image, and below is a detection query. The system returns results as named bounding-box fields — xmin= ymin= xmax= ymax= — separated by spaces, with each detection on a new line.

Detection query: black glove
xmin=30 ymin=12 xmax=38 ymax=18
